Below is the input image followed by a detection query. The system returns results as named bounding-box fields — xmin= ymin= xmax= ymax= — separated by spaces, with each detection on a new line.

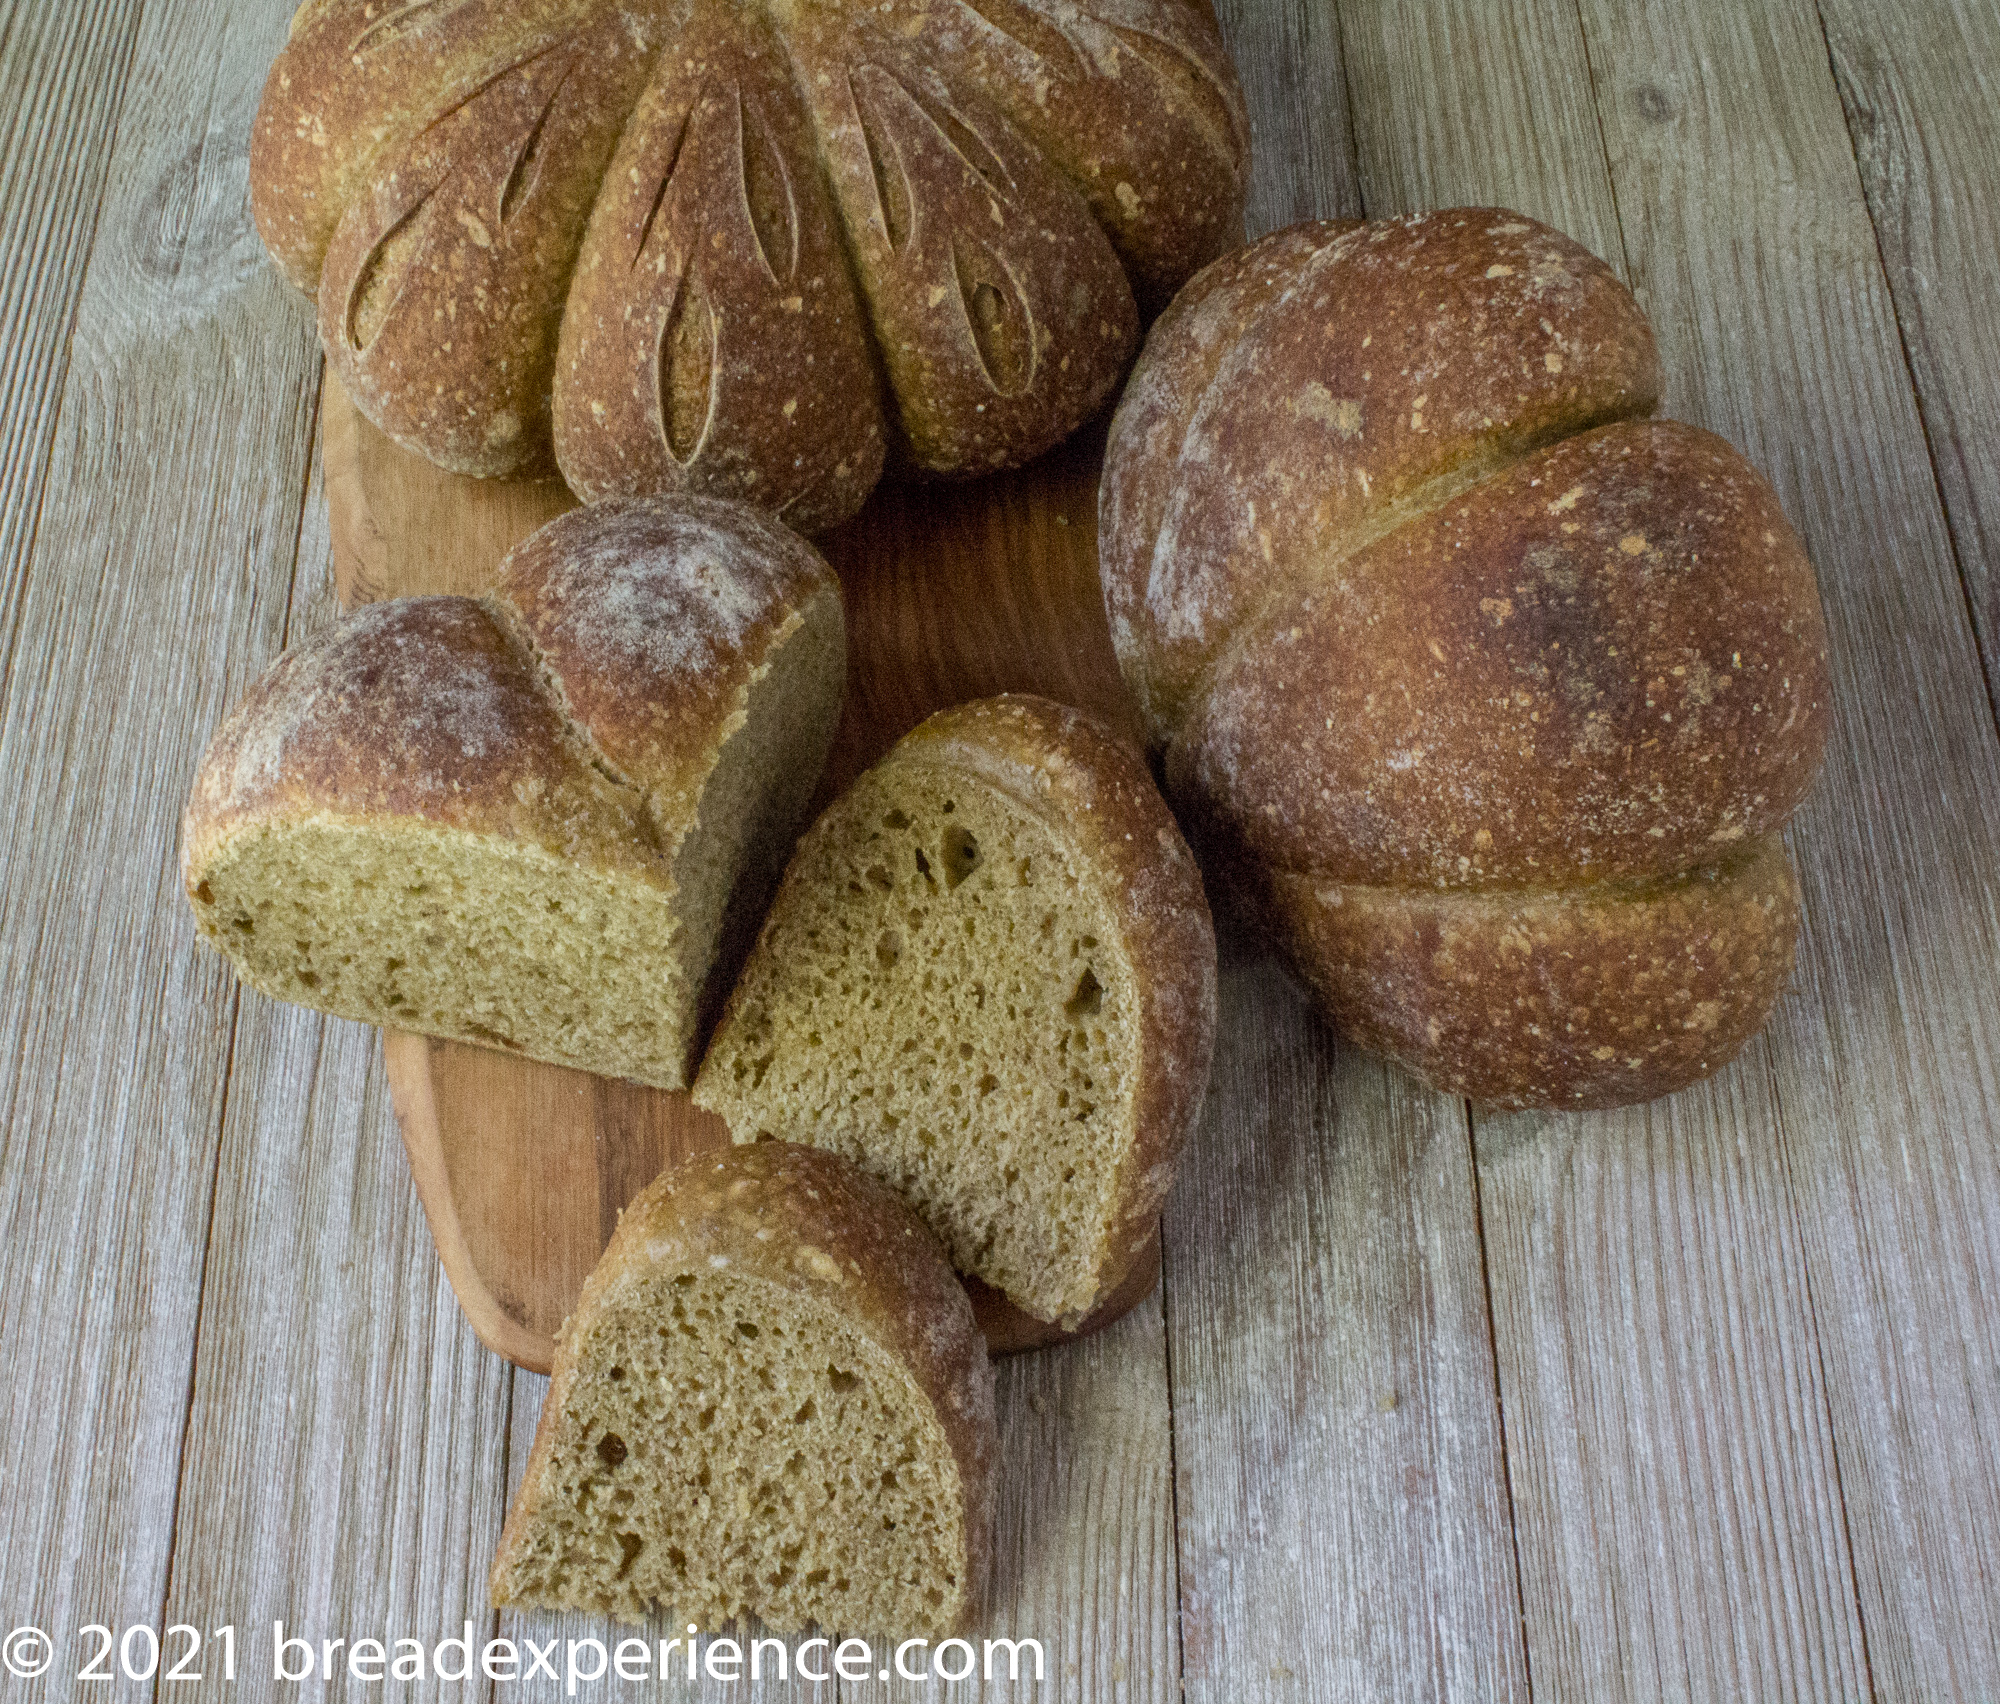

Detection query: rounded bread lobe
xmin=488 ymin=494 xmax=844 ymax=829
xmin=1101 ymin=209 xmax=1663 ymax=745
xmin=251 ymin=0 xmax=1250 ymax=525
xmin=180 ymin=596 xmax=651 ymax=888
xmin=552 ymin=11 xmax=888 ymax=530
xmin=315 ymin=6 xmax=661 ymax=478
xmin=1101 ymin=218 xmax=1357 ymax=740
xmin=534 ymin=1140 xmax=997 ymax=1625
xmin=1272 ymin=835 xmax=1802 ymax=1110
xmin=897 ymin=695 xmax=1218 ymax=1295
xmin=1175 ymin=419 xmax=1833 ymax=887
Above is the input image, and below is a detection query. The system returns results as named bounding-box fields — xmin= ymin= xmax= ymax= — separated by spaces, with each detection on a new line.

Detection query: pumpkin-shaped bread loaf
xmin=251 ymin=0 xmax=1250 ymax=531
xmin=1101 ymin=210 xmax=1834 ymax=1109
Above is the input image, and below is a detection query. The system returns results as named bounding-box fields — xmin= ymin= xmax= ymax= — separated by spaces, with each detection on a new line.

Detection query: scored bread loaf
xmin=182 ymin=495 xmax=843 ymax=1089
xmin=1100 ymin=210 xmax=1833 ymax=1109
xmin=491 ymin=1140 xmax=995 ymax=1633
xmin=694 ymin=695 xmax=1216 ymax=1327
xmin=249 ymin=0 xmax=1250 ymax=531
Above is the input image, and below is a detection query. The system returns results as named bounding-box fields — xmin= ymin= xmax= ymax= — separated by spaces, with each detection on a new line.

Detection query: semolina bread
xmin=1099 ymin=210 xmax=1833 ymax=1107
xmin=694 ymin=695 xmax=1217 ymax=1328
xmin=182 ymin=495 xmax=844 ymax=1089
xmin=490 ymin=1141 xmax=995 ymax=1634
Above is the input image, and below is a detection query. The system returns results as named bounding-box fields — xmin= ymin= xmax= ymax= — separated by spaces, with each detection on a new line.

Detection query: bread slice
xmin=694 ymin=696 xmax=1216 ymax=1327
xmin=182 ymin=497 xmax=843 ymax=1089
xmin=490 ymin=1141 xmax=995 ymax=1634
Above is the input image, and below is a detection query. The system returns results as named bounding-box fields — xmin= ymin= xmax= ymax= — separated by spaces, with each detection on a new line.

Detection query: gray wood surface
xmin=1 ymin=1 xmax=1997 ymax=1701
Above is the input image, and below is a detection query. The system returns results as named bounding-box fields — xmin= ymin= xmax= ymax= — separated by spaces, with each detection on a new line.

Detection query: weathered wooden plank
xmin=1819 ymin=0 xmax=2000 ymax=715
xmin=1166 ymin=962 xmax=1529 ymax=1703
xmin=0 ymin=0 xmax=324 ymax=1647
xmin=1330 ymin=2 xmax=1882 ymax=1697
xmin=1159 ymin=12 xmax=1531 ymax=1699
xmin=1572 ymin=2 xmax=2000 ymax=1694
xmin=0 ymin=0 xmax=146 ymax=652
xmin=159 ymin=432 xmax=517 ymax=1702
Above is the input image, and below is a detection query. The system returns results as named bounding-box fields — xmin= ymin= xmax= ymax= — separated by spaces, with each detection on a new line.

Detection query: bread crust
xmin=182 ymin=494 xmax=844 ymax=1085
xmin=848 ymin=693 xmax=1216 ymax=1316
xmin=492 ymin=1140 xmax=997 ymax=1633
xmin=1099 ymin=210 xmax=1832 ymax=1108
xmin=251 ymin=0 xmax=1250 ymax=527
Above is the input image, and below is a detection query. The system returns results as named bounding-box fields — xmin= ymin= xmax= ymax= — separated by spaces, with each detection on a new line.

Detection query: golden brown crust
xmin=180 ymin=597 xmax=654 ymax=883
xmin=1173 ymin=419 xmax=1833 ymax=888
xmin=1099 ymin=210 xmax=1831 ymax=1108
xmin=251 ymin=0 xmax=1249 ymax=526
xmin=1268 ymin=836 xmax=1802 ymax=1109
xmin=495 ymin=1140 xmax=996 ymax=1631
xmin=895 ymin=694 xmax=1216 ymax=1308
xmin=1101 ymin=210 xmax=1662 ymax=744
xmin=489 ymin=494 xmax=843 ymax=828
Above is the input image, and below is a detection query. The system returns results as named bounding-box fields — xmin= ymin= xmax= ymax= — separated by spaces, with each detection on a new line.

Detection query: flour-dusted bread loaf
xmin=1101 ymin=211 xmax=1833 ymax=1109
xmin=249 ymin=0 xmax=1250 ymax=532
xmin=695 ymin=695 xmax=1216 ymax=1327
xmin=491 ymin=1141 xmax=995 ymax=1633
xmin=182 ymin=495 xmax=843 ymax=1089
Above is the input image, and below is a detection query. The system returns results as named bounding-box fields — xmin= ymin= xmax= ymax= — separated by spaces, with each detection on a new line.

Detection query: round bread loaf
xmin=251 ymin=0 xmax=1249 ymax=531
xmin=491 ymin=1140 xmax=995 ymax=1633
xmin=182 ymin=494 xmax=845 ymax=1089
xmin=1100 ymin=210 xmax=1833 ymax=1109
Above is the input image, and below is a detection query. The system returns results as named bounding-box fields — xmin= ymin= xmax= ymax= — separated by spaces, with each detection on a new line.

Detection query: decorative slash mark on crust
xmin=347 ymin=0 xmax=460 ymax=56
xmin=345 ymin=190 xmax=432 ymax=351
xmin=632 ymin=106 xmax=693 ymax=270
xmin=658 ymin=269 xmax=718 ymax=465
xmin=953 ymin=0 xmax=1087 ymax=78
xmin=953 ymin=236 xmax=1035 ymax=396
xmin=498 ymin=63 xmax=574 ymax=229
xmin=854 ymin=72 xmax=916 ymax=253
xmin=736 ymin=89 xmax=800 ymax=286
xmin=1109 ymin=25 xmax=1242 ymax=159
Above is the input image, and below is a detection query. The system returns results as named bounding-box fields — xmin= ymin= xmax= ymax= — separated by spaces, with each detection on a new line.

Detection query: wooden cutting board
xmin=321 ymin=376 xmax=1163 ymax=1371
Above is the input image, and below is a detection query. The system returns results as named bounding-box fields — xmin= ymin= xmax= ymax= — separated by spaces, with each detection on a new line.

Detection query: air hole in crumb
xmin=979 ymin=1073 xmax=999 ymax=1095
xmin=668 ymin=1546 xmax=688 ymax=1574
xmin=615 ymin=1531 xmax=644 ymax=1578
xmin=883 ymin=809 xmax=910 ymax=830
xmin=737 ymin=1321 xmax=760 ymax=1339
xmin=941 ymin=825 xmax=980 ymax=889
xmin=193 ymin=881 xmax=214 ymax=905
xmin=793 ymin=1397 xmax=816 ymax=1422
xmin=596 ymin=1432 xmax=628 ymax=1468
xmin=608 ymin=1366 xmax=625 ymax=1382
xmin=297 ymin=970 xmax=319 ymax=989
xmin=1066 ymin=966 xmax=1103 ymax=1017
xmin=673 ymin=1273 xmax=697 ymax=1288
xmin=697 ymin=1406 xmax=716 ymax=1429
xmin=876 ymin=930 xmax=901 ymax=968
xmin=827 ymin=1367 xmax=859 ymax=1392
xmin=866 ymin=863 xmax=893 ymax=891
xmin=881 ymin=1469 xmax=898 ymax=1488
xmin=913 ymin=847 xmax=934 ymax=884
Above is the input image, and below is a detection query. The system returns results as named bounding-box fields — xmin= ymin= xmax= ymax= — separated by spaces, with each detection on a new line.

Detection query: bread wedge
xmin=182 ymin=496 xmax=843 ymax=1088
xmin=490 ymin=1142 xmax=995 ymax=1634
xmin=695 ymin=696 xmax=1216 ymax=1327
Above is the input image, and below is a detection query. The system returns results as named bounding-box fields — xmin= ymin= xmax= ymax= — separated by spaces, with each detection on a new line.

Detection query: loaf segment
xmin=492 ymin=1141 xmax=995 ymax=1632
xmin=251 ymin=0 xmax=1250 ymax=527
xmin=695 ymin=696 xmax=1216 ymax=1326
xmin=1100 ymin=210 xmax=1832 ymax=1108
xmin=1102 ymin=211 xmax=1663 ymax=746
xmin=183 ymin=495 xmax=844 ymax=1090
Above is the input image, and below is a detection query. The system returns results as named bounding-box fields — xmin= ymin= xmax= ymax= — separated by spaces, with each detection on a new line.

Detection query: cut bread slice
xmin=182 ymin=497 xmax=843 ymax=1088
xmin=489 ymin=1142 xmax=995 ymax=1633
xmin=694 ymin=696 xmax=1216 ymax=1326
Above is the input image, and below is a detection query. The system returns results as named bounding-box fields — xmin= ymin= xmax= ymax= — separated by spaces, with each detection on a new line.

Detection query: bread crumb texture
xmin=491 ymin=1142 xmax=994 ymax=1636
xmin=181 ymin=496 xmax=843 ymax=1090
xmin=248 ymin=0 xmax=1252 ymax=528
xmin=1101 ymin=210 xmax=1833 ymax=1107
xmin=697 ymin=695 xmax=1215 ymax=1325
